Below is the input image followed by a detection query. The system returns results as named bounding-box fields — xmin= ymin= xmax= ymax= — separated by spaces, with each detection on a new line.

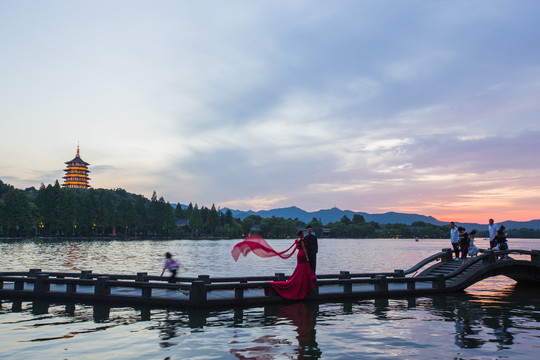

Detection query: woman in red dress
xmin=231 ymin=231 xmax=316 ymax=300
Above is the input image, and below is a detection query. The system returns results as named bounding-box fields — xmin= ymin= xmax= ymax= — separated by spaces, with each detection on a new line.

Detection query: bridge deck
xmin=1 ymin=249 xmax=539 ymax=309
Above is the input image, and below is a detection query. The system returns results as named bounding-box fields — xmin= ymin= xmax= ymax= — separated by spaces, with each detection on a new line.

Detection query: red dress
xmin=269 ymin=239 xmax=316 ymax=300
xmin=231 ymin=236 xmax=316 ymax=300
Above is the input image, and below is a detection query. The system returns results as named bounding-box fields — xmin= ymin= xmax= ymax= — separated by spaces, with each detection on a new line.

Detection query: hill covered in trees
xmin=1 ymin=179 xmax=539 ymax=239
xmin=0 ymin=179 xmax=241 ymax=238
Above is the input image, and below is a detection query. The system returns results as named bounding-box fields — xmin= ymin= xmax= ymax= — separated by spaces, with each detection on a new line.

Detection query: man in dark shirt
xmin=305 ymin=225 xmax=318 ymax=275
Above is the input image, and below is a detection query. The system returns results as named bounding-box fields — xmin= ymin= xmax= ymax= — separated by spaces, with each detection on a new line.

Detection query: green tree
xmin=206 ymin=204 xmax=220 ymax=235
xmin=380 ymin=223 xmax=411 ymax=238
xmin=186 ymin=202 xmax=194 ymax=219
xmin=261 ymin=216 xmax=294 ymax=238
xmin=117 ymin=198 xmax=137 ymax=236
xmin=148 ymin=192 xmax=175 ymax=237
xmin=189 ymin=204 xmax=204 ymax=237
xmin=0 ymin=198 xmax=5 ymax=236
xmin=307 ymin=217 xmax=323 ymax=237
xmin=174 ymin=203 xmax=185 ymax=218
xmin=242 ymin=215 xmax=263 ymax=236
xmin=3 ymin=189 xmax=33 ymax=236
xmin=327 ymin=221 xmax=348 ymax=237
xmin=352 ymin=214 xmax=365 ymax=224
xmin=135 ymin=196 xmax=149 ymax=236
xmin=223 ymin=209 xmax=234 ymax=226
xmin=96 ymin=189 xmax=117 ymax=235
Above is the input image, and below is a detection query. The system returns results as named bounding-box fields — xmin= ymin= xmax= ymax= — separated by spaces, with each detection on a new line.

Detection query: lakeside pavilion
xmin=62 ymin=145 xmax=91 ymax=189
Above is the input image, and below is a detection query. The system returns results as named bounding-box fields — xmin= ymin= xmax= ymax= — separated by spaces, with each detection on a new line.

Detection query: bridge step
xmin=423 ymin=259 xmax=486 ymax=282
xmin=446 ymin=262 xmax=484 ymax=285
xmin=425 ymin=261 xmax=462 ymax=276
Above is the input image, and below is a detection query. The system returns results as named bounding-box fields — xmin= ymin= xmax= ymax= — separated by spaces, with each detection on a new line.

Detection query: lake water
xmin=1 ymin=237 xmax=540 ymax=359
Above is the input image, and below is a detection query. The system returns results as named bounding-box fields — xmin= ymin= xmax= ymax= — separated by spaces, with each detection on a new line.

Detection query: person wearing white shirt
xmin=488 ymin=219 xmax=499 ymax=249
xmin=450 ymin=222 xmax=460 ymax=259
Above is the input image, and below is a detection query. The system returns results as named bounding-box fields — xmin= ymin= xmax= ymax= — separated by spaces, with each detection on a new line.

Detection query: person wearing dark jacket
xmin=458 ymin=227 xmax=469 ymax=262
xmin=493 ymin=226 xmax=508 ymax=259
xmin=305 ymin=225 xmax=318 ymax=275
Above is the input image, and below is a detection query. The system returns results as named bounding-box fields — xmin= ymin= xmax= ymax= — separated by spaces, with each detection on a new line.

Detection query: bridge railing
xmin=0 ymin=248 xmax=454 ymax=288
xmin=0 ymin=269 xmax=199 ymax=282
xmin=435 ymin=249 xmax=540 ymax=280
xmin=2 ymin=249 xmax=538 ymax=308
xmin=402 ymin=249 xmax=453 ymax=275
xmin=0 ymin=268 xmax=455 ymax=306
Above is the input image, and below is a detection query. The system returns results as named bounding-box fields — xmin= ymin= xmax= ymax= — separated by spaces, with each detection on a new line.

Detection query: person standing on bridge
xmin=488 ymin=219 xmax=499 ymax=249
xmin=450 ymin=222 xmax=460 ymax=260
xmin=458 ymin=227 xmax=470 ymax=262
xmin=305 ymin=225 xmax=318 ymax=275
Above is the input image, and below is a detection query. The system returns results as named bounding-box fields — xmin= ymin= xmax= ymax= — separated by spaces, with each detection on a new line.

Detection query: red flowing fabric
xmin=231 ymin=235 xmax=297 ymax=261
xmin=231 ymin=235 xmax=316 ymax=300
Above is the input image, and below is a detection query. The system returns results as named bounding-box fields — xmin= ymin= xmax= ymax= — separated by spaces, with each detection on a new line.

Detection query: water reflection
xmin=426 ymin=282 xmax=540 ymax=350
xmin=2 ymin=282 xmax=540 ymax=358
xmin=225 ymin=302 xmax=320 ymax=359
xmin=266 ymin=302 xmax=321 ymax=359
xmin=62 ymin=242 xmax=84 ymax=270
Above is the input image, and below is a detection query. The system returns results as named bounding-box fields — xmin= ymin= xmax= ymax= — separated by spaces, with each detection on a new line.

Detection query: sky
xmin=1 ymin=0 xmax=540 ymax=224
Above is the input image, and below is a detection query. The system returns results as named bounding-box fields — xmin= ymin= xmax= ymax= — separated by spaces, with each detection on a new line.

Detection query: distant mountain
xmin=223 ymin=206 xmax=445 ymax=226
xmin=222 ymin=206 xmax=540 ymax=230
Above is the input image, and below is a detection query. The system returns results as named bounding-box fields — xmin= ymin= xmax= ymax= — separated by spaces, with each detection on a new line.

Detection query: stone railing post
xmin=80 ymin=270 xmax=93 ymax=279
xmin=136 ymin=272 xmax=148 ymax=282
xmin=434 ymin=274 xmax=445 ymax=289
xmin=198 ymin=275 xmax=210 ymax=284
xmin=189 ymin=280 xmax=207 ymax=305
xmin=94 ymin=276 xmax=110 ymax=296
xmin=374 ymin=275 xmax=388 ymax=292
xmin=14 ymin=280 xmax=24 ymax=291
xmin=274 ymin=273 xmax=286 ymax=281
xmin=442 ymin=249 xmax=453 ymax=263
xmin=28 ymin=268 xmax=42 ymax=277
xmin=235 ymin=280 xmax=247 ymax=299
xmin=142 ymin=285 xmax=152 ymax=298
xmin=66 ymin=282 xmax=77 ymax=294
xmin=340 ymin=271 xmax=352 ymax=293
xmin=34 ymin=274 xmax=50 ymax=293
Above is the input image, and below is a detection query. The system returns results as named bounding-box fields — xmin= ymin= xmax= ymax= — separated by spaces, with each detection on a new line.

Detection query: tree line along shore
xmin=1 ymin=180 xmax=540 ymax=239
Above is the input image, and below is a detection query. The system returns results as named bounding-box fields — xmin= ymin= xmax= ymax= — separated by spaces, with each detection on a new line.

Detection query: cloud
xmin=1 ymin=1 xmax=540 ymax=223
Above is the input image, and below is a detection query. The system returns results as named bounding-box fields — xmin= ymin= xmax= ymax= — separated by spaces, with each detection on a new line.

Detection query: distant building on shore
xmin=62 ymin=145 xmax=91 ymax=189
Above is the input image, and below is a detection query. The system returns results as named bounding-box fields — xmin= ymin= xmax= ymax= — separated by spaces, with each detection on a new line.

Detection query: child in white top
xmin=468 ymin=230 xmax=479 ymax=257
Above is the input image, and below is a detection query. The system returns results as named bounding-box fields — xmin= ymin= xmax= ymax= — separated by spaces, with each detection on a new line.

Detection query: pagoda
xmin=62 ymin=145 xmax=91 ymax=188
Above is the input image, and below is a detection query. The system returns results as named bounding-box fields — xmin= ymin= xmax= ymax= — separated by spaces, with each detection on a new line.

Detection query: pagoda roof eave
xmin=65 ymin=156 xmax=90 ymax=166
